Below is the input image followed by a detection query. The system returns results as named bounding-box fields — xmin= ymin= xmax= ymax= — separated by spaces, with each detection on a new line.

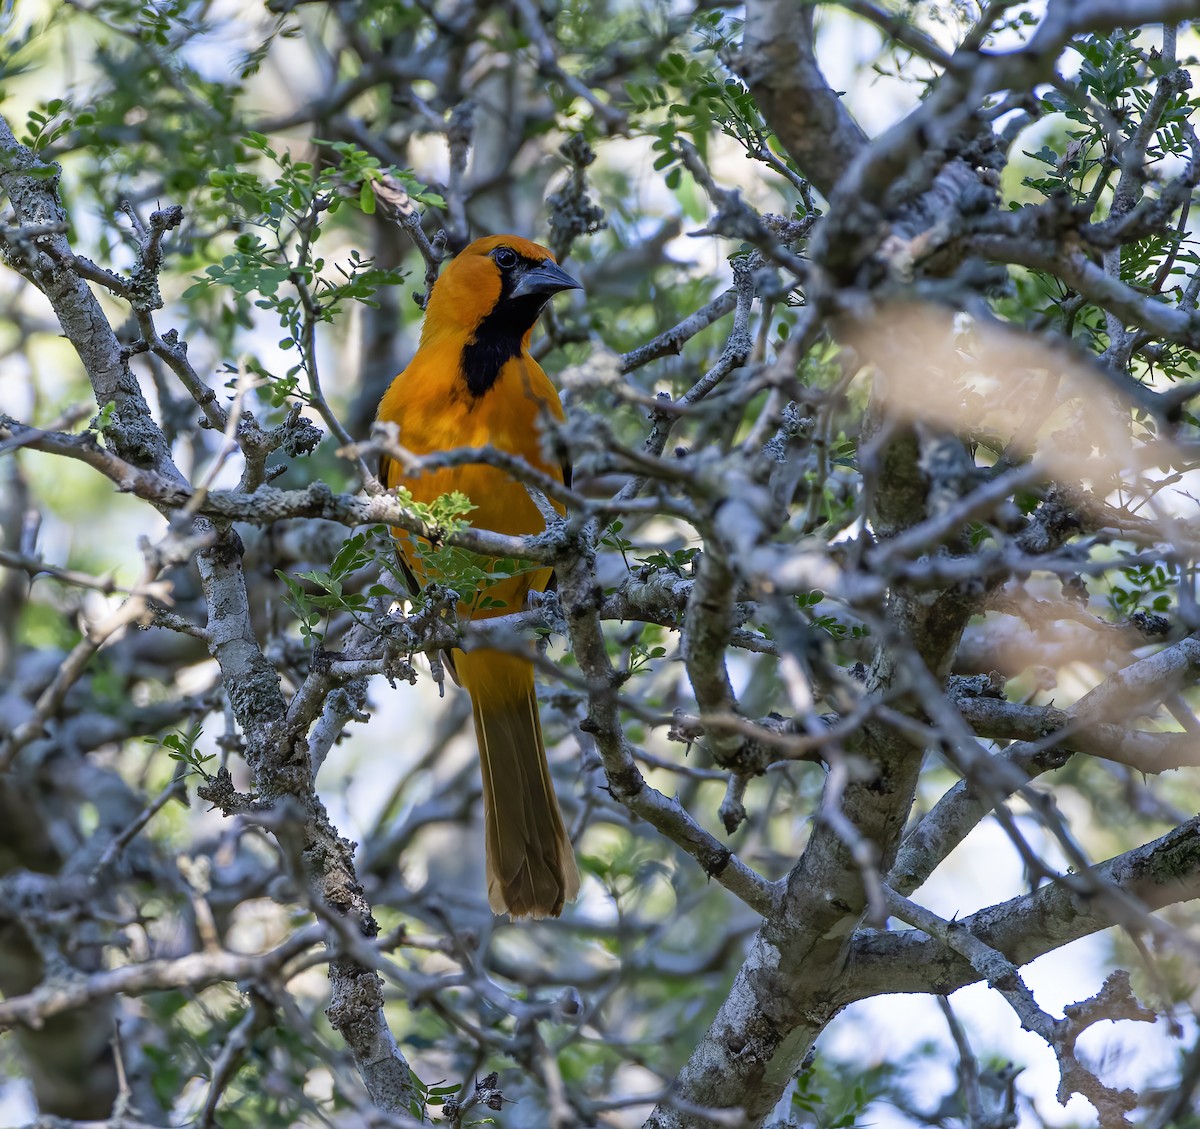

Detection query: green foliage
xmin=275 ymin=485 xmax=542 ymax=645
xmin=89 ymin=399 xmax=118 ymax=436
xmin=790 ymin=1056 xmax=889 ymax=1129
xmin=405 ymin=1070 xmax=462 ymax=1121
xmin=637 ymin=545 xmax=700 ymax=572
xmin=146 ymin=723 xmax=211 ymax=780
xmin=600 ymin=519 xmax=634 ymax=572
xmin=181 ymin=134 xmax=427 ymax=406
xmin=276 ymin=525 xmax=401 ymax=644
xmin=19 ymin=97 xmax=87 ymax=153
xmin=795 ymin=590 xmax=870 ymax=641
xmin=1108 ymin=560 xmax=1174 ymax=617
xmin=141 ymin=993 xmax=342 ymax=1128
xmin=624 ymin=11 xmax=793 ymax=201
xmin=1011 ymin=29 xmax=1200 ymax=377
xmin=17 ymin=599 xmax=83 ymax=651
xmin=416 ymin=545 xmax=544 ymax=615
xmin=626 ymin=623 xmax=668 ymax=677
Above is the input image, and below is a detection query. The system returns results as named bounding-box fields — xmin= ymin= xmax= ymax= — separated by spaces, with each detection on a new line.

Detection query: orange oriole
xmin=376 ymin=235 xmax=581 ymax=919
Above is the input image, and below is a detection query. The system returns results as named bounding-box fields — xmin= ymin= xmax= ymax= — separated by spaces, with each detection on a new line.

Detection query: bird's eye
xmin=494 ymin=247 xmax=518 ymax=270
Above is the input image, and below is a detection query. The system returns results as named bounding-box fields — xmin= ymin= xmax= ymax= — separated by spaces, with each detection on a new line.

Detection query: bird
xmin=376 ymin=234 xmax=582 ymax=919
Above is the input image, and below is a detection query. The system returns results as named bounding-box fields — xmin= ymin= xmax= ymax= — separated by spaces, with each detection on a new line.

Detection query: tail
xmin=454 ymin=648 xmax=580 ymax=918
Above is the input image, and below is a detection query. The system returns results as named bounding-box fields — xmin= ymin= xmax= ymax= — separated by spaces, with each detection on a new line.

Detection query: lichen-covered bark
xmin=848 ymin=816 xmax=1200 ymax=999
xmin=0 ymin=109 xmax=419 ymax=1119
xmin=739 ymin=1 xmax=867 ymax=198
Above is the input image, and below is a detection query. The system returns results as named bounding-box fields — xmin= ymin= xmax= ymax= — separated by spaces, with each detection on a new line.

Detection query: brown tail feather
xmin=457 ymin=649 xmax=579 ymax=918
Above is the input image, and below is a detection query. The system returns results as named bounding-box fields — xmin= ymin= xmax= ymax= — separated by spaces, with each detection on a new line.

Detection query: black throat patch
xmin=459 ymin=271 xmax=549 ymax=397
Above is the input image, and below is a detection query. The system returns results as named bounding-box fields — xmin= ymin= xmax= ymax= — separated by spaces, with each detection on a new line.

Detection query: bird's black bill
xmin=510 ymin=259 xmax=582 ymax=299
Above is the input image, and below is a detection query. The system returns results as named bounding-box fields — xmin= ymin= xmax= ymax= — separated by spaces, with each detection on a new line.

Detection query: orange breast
xmin=378 ymin=343 xmax=566 ymax=619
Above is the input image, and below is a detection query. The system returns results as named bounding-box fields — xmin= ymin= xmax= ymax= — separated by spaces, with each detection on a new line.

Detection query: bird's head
xmin=421 ymin=235 xmax=581 ymax=346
